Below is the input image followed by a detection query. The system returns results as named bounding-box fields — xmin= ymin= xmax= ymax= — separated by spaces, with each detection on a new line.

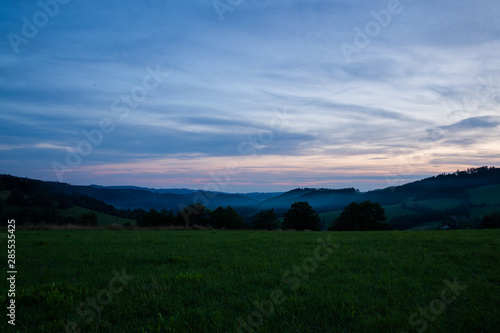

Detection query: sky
xmin=1 ymin=0 xmax=499 ymax=193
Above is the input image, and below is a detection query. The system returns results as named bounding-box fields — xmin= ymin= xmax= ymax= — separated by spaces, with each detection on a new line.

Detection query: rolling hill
xmin=1 ymin=166 xmax=499 ymax=229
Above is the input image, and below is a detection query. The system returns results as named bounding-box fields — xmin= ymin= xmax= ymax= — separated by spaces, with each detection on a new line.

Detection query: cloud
xmin=440 ymin=116 xmax=500 ymax=131
xmin=1 ymin=0 xmax=500 ymax=191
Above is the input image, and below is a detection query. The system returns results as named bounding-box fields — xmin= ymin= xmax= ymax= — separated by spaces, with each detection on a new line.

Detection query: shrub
xmin=283 ymin=201 xmax=320 ymax=231
xmin=78 ymin=212 xmax=99 ymax=226
xmin=252 ymin=209 xmax=278 ymax=230
xmin=329 ymin=201 xmax=391 ymax=231
xmin=58 ymin=197 xmax=73 ymax=209
xmin=209 ymin=206 xmax=245 ymax=229
xmin=481 ymin=212 xmax=500 ymax=229
xmin=6 ymin=189 xmax=27 ymax=207
xmin=29 ymin=193 xmax=55 ymax=208
xmin=176 ymin=204 xmax=210 ymax=227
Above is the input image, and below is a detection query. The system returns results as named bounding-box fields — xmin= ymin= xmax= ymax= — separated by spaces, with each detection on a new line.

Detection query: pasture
xmin=1 ymin=229 xmax=499 ymax=332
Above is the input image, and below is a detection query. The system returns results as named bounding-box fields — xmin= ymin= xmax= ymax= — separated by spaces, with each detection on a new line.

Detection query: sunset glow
xmin=1 ymin=1 xmax=499 ymax=192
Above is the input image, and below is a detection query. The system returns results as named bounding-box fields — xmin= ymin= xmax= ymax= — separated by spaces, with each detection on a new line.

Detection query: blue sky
xmin=1 ymin=0 xmax=499 ymax=192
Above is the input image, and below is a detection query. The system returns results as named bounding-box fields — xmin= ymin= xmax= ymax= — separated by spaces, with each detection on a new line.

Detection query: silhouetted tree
xmin=79 ymin=212 xmax=99 ymax=226
xmin=29 ymin=193 xmax=55 ymax=208
xmin=209 ymin=206 xmax=245 ymax=229
xmin=329 ymin=201 xmax=391 ymax=231
xmin=137 ymin=208 xmax=174 ymax=227
xmin=6 ymin=190 xmax=27 ymax=207
xmin=131 ymin=208 xmax=147 ymax=220
xmin=1 ymin=175 xmax=39 ymax=194
xmin=283 ymin=201 xmax=320 ymax=231
xmin=161 ymin=208 xmax=176 ymax=226
xmin=481 ymin=212 xmax=500 ymax=229
xmin=176 ymin=204 xmax=210 ymax=227
xmin=58 ymin=197 xmax=73 ymax=209
xmin=60 ymin=215 xmax=77 ymax=225
xmin=252 ymin=209 xmax=278 ymax=230
xmin=139 ymin=209 xmax=160 ymax=227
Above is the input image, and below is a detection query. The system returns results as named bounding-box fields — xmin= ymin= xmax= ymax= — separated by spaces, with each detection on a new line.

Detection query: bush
xmin=137 ymin=208 xmax=176 ymax=227
xmin=58 ymin=197 xmax=72 ymax=209
xmin=78 ymin=212 xmax=98 ymax=226
xmin=176 ymin=204 xmax=210 ymax=227
xmin=329 ymin=201 xmax=391 ymax=231
xmin=6 ymin=189 xmax=27 ymax=207
xmin=209 ymin=206 xmax=245 ymax=229
xmin=60 ymin=216 xmax=77 ymax=225
xmin=481 ymin=212 xmax=500 ymax=229
xmin=283 ymin=201 xmax=320 ymax=231
xmin=4 ymin=207 xmax=58 ymax=225
xmin=252 ymin=209 xmax=278 ymax=230
xmin=29 ymin=193 xmax=55 ymax=208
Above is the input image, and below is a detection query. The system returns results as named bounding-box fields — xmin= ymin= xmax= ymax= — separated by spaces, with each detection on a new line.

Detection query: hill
xmin=258 ymin=188 xmax=360 ymax=213
xmin=1 ymin=166 xmax=499 ymax=229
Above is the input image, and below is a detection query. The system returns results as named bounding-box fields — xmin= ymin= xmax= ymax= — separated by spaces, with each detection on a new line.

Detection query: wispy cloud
xmin=440 ymin=116 xmax=500 ymax=131
xmin=1 ymin=0 xmax=499 ymax=191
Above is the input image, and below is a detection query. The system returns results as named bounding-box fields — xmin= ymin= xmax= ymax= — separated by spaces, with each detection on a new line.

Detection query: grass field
xmin=59 ymin=206 xmax=135 ymax=226
xmin=406 ymin=221 xmax=443 ymax=231
xmin=1 ymin=229 xmax=499 ymax=332
xmin=468 ymin=185 xmax=500 ymax=205
xmin=409 ymin=198 xmax=465 ymax=211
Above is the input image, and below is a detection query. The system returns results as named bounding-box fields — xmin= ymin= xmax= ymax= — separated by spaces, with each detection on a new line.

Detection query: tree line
xmin=1 ymin=173 xmax=499 ymax=230
xmin=1 ymin=183 xmax=391 ymax=231
xmin=140 ymin=200 xmax=393 ymax=231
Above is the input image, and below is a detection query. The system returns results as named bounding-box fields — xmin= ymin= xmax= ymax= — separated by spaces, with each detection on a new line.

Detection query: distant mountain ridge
xmin=1 ymin=166 xmax=499 ymax=217
xmin=89 ymin=185 xmax=202 ymax=195
xmin=89 ymin=185 xmax=285 ymax=199
xmin=46 ymin=184 xmax=258 ymax=211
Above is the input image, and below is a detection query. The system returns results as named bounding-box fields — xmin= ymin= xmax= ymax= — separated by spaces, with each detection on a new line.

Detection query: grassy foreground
xmin=1 ymin=229 xmax=499 ymax=332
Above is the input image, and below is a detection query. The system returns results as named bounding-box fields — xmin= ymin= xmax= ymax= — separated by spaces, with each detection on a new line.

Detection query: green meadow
xmin=1 ymin=229 xmax=499 ymax=332
xmin=58 ymin=206 xmax=135 ymax=226
xmin=318 ymin=183 xmax=500 ymax=230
